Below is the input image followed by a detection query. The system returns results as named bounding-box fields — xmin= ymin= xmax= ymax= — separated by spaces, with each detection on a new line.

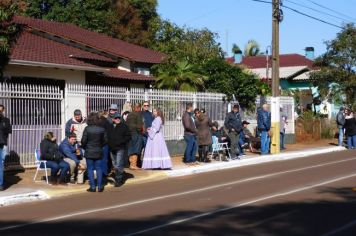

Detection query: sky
xmin=157 ymin=0 xmax=356 ymax=57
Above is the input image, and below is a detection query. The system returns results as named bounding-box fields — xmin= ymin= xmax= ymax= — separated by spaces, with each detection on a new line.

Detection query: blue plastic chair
xmin=33 ymin=149 xmax=49 ymax=184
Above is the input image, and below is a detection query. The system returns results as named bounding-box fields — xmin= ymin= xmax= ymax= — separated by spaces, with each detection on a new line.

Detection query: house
xmin=226 ymin=49 xmax=327 ymax=116
xmin=3 ymin=16 xmax=165 ymax=90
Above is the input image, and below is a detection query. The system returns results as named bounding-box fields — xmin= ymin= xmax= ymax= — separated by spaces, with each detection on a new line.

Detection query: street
xmin=0 ymin=150 xmax=356 ymax=236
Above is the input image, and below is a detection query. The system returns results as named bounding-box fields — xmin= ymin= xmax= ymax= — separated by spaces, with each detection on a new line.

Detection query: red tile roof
xmin=240 ymin=54 xmax=314 ymax=69
xmin=14 ymin=16 xmax=165 ymax=64
xmin=226 ymin=54 xmax=314 ymax=69
xmin=10 ymin=31 xmax=106 ymax=70
xmin=102 ymin=69 xmax=153 ymax=82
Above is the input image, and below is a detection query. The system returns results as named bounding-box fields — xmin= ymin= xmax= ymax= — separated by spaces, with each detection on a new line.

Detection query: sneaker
xmin=0 ymin=186 xmax=4 ymax=191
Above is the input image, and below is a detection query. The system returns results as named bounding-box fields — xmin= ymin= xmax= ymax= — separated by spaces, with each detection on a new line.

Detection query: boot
xmin=198 ymin=147 xmax=203 ymax=162
xmin=129 ymin=155 xmax=140 ymax=170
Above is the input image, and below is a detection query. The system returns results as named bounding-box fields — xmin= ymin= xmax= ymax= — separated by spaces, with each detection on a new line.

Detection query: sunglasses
xmin=143 ymin=105 xmax=150 ymax=107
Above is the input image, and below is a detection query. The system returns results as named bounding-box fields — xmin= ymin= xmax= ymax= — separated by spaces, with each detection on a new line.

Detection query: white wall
xmin=4 ymin=64 xmax=87 ymax=121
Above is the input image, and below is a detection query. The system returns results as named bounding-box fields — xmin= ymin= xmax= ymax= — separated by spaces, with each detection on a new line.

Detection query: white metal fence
xmin=2 ymin=82 xmax=294 ymax=168
xmin=66 ymin=84 xmax=227 ymax=141
xmin=0 ymin=83 xmax=63 ymax=168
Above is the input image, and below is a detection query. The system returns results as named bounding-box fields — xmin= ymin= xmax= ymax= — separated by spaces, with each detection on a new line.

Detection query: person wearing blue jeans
xmin=40 ymin=132 xmax=70 ymax=185
xmin=182 ymin=103 xmax=198 ymax=164
xmin=0 ymin=146 xmax=6 ymax=191
xmin=0 ymin=105 xmax=12 ymax=191
xmin=336 ymin=107 xmax=346 ymax=147
xmin=81 ymin=112 xmax=107 ymax=192
xmin=108 ymin=113 xmax=131 ymax=187
xmin=184 ymin=134 xmax=198 ymax=163
xmin=344 ymin=108 xmax=356 ymax=149
xmin=257 ymin=104 xmax=271 ymax=155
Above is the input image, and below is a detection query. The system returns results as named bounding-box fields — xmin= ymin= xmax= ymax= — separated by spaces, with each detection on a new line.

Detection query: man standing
xmin=258 ymin=104 xmax=271 ymax=155
xmin=224 ymin=104 xmax=243 ymax=159
xmin=142 ymin=101 xmax=154 ymax=147
xmin=108 ymin=113 xmax=131 ymax=186
xmin=126 ymin=103 xmax=144 ymax=170
xmin=280 ymin=106 xmax=288 ymax=150
xmin=182 ymin=103 xmax=198 ymax=165
xmin=65 ymin=109 xmax=87 ymax=145
xmin=336 ymin=107 xmax=346 ymax=147
xmin=0 ymin=105 xmax=12 ymax=191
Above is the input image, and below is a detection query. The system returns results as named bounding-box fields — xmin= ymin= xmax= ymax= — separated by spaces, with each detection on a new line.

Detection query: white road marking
xmin=242 ymin=210 xmax=299 ymax=228
xmin=0 ymin=158 xmax=355 ymax=232
xmin=320 ymin=218 xmax=356 ymax=236
xmin=125 ymin=173 xmax=356 ymax=236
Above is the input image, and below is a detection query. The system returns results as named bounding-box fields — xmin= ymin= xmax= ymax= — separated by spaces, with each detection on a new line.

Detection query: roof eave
xmin=9 ymin=59 xmax=108 ymax=72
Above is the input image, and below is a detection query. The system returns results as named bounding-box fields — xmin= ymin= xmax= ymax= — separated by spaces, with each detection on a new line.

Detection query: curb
xmin=164 ymin=146 xmax=346 ymax=177
xmin=0 ymin=190 xmax=49 ymax=207
xmin=0 ymin=146 xmax=345 ymax=206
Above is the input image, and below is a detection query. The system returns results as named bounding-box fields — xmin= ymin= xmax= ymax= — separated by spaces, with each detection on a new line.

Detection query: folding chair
xmin=210 ymin=136 xmax=232 ymax=161
xmin=33 ymin=149 xmax=49 ymax=184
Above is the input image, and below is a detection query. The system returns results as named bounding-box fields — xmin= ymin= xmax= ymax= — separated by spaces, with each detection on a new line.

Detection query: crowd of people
xmin=0 ymin=100 xmax=306 ymax=193
xmin=39 ymin=101 xmax=172 ymax=192
xmin=337 ymin=107 xmax=356 ymax=149
xmin=182 ymin=103 xmax=289 ymax=165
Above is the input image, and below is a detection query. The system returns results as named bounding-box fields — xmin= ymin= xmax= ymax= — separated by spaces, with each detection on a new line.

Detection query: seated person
xmin=40 ymin=132 xmax=70 ymax=185
xmin=211 ymin=121 xmax=230 ymax=161
xmin=59 ymin=133 xmax=87 ymax=184
xmin=240 ymin=121 xmax=261 ymax=152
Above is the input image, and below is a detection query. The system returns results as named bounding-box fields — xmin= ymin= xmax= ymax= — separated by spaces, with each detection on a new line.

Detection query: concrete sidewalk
xmin=0 ymin=140 xmax=345 ymax=207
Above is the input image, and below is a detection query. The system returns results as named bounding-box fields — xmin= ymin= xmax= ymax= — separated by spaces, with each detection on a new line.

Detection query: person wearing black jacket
xmin=344 ymin=109 xmax=356 ymax=149
xmin=0 ymin=105 xmax=12 ymax=191
xmin=40 ymin=132 xmax=70 ymax=185
xmin=108 ymin=113 xmax=131 ymax=187
xmin=81 ymin=112 xmax=107 ymax=192
xmin=224 ymin=104 xmax=243 ymax=159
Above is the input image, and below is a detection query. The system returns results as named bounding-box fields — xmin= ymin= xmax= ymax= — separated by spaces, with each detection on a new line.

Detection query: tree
xmin=310 ymin=24 xmax=356 ymax=109
xmin=25 ymin=0 xmax=116 ymax=36
xmin=244 ymin=39 xmax=261 ymax=56
xmin=203 ymin=58 xmax=267 ymax=109
xmin=0 ymin=0 xmax=25 ymax=78
xmin=154 ymin=60 xmax=206 ymax=92
xmin=24 ymin=0 xmax=159 ymax=46
xmin=151 ymin=20 xmax=224 ymax=65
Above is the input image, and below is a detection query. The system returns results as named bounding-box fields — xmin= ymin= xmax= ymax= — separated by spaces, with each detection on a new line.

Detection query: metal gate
xmin=0 ymin=83 xmax=63 ymax=168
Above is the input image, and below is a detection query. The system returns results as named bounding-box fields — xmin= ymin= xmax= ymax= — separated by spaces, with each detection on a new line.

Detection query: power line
xmin=247 ymin=0 xmax=344 ymax=29
xmin=282 ymin=5 xmax=344 ymax=29
xmin=285 ymin=0 xmax=353 ymax=23
xmin=305 ymin=0 xmax=356 ymax=22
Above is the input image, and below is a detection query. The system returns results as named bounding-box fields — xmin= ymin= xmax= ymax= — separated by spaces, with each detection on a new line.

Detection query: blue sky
xmin=157 ymin=0 xmax=356 ymax=57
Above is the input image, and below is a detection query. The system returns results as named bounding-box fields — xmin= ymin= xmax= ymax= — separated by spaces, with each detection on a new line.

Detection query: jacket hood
xmin=72 ymin=117 xmax=86 ymax=124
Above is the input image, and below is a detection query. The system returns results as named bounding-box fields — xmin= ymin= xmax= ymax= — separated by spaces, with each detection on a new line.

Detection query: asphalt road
xmin=0 ymin=150 xmax=356 ymax=236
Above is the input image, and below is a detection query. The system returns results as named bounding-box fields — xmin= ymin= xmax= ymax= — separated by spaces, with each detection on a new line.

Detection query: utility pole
xmin=270 ymin=0 xmax=282 ymax=154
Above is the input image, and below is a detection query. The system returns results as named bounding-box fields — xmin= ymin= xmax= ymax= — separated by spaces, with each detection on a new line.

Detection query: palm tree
xmin=155 ymin=60 xmax=206 ymax=92
xmin=244 ymin=39 xmax=261 ymax=56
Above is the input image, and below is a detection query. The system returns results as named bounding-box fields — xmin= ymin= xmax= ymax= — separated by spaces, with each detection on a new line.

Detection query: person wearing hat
xmin=224 ymin=104 xmax=243 ymax=159
xmin=107 ymin=104 xmax=119 ymax=124
xmin=240 ymin=120 xmax=260 ymax=153
xmin=336 ymin=107 xmax=346 ymax=147
xmin=65 ymin=109 xmax=87 ymax=145
xmin=108 ymin=112 xmax=131 ymax=186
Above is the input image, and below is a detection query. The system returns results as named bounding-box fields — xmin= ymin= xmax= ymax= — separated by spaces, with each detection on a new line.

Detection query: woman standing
xmin=40 ymin=132 xmax=70 ymax=185
xmin=344 ymin=108 xmax=356 ymax=149
xmin=81 ymin=112 xmax=107 ymax=192
xmin=196 ymin=110 xmax=213 ymax=162
xmin=142 ymin=108 xmax=172 ymax=169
